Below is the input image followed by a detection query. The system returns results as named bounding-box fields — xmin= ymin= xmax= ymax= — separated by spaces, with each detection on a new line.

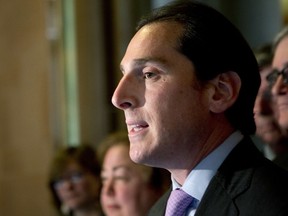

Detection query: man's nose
xmin=111 ymin=75 xmax=137 ymax=110
xmin=271 ymin=75 xmax=288 ymax=96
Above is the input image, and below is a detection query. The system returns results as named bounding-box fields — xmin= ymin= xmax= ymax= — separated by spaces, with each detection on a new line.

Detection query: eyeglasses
xmin=53 ymin=172 xmax=84 ymax=190
xmin=266 ymin=64 xmax=288 ymax=86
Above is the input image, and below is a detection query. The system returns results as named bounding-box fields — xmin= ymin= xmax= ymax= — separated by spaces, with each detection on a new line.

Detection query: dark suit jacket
xmin=149 ymin=136 xmax=288 ymax=216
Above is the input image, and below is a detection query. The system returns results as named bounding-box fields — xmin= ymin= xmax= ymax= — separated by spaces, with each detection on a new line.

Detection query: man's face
xmin=271 ymin=36 xmax=288 ymax=133
xmin=112 ymin=22 xmax=213 ymax=170
xmin=254 ymin=65 xmax=282 ymax=145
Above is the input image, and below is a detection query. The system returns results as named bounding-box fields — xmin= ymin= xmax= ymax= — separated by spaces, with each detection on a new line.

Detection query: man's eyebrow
xmin=120 ymin=57 xmax=167 ymax=72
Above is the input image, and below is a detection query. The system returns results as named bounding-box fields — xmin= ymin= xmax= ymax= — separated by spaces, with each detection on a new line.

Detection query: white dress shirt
xmin=171 ymin=131 xmax=243 ymax=216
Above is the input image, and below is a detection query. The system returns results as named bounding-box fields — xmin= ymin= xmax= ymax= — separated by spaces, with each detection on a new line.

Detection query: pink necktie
xmin=165 ymin=188 xmax=194 ymax=216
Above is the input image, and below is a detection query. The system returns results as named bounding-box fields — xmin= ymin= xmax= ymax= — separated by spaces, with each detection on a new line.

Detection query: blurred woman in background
xmin=48 ymin=145 xmax=103 ymax=216
xmin=98 ymin=131 xmax=171 ymax=216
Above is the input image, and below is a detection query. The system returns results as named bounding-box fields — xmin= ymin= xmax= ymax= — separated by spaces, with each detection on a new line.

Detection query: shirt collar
xmin=171 ymin=131 xmax=243 ymax=201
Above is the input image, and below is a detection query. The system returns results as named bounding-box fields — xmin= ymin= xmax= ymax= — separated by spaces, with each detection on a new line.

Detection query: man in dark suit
xmin=111 ymin=0 xmax=288 ymax=215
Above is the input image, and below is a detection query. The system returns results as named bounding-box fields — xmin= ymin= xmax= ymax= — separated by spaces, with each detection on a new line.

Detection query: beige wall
xmin=0 ymin=0 xmax=55 ymax=215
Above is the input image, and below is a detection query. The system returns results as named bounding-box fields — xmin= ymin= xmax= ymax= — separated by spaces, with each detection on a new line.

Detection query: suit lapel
xmin=149 ymin=137 xmax=260 ymax=216
xmin=195 ymin=137 xmax=258 ymax=216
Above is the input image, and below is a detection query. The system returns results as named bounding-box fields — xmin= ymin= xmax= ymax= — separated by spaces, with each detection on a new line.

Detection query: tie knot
xmin=165 ymin=189 xmax=194 ymax=216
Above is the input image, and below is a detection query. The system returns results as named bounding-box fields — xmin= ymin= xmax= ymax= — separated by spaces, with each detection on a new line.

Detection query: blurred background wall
xmin=0 ymin=0 xmax=54 ymax=215
xmin=0 ymin=0 xmax=287 ymax=215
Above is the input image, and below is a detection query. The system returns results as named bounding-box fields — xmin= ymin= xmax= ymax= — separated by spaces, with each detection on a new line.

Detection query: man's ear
xmin=208 ymin=71 xmax=241 ymax=113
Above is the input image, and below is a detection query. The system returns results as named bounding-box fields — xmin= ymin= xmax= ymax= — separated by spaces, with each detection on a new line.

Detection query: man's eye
xmin=144 ymin=72 xmax=155 ymax=79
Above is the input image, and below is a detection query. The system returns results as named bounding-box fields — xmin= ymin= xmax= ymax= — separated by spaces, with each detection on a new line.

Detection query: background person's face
xmin=254 ymin=66 xmax=282 ymax=144
xmin=272 ymin=36 xmax=288 ymax=133
xmin=101 ymin=144 xmax=158 ymax=216
xmin=55 ymin=162 xmax=99 ymax=211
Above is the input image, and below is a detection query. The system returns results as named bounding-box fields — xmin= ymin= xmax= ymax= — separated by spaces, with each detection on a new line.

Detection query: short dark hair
xmin=137 ymin=0 xmax=260 ymax=135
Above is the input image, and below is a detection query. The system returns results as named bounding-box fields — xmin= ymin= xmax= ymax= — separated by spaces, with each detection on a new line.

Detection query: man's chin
xmin=129 ymin=149 xmax=145 ymax=164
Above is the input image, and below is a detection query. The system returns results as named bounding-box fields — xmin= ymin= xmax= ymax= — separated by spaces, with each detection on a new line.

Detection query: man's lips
xmin=126 ymin=121 xmax=149 ymax=133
